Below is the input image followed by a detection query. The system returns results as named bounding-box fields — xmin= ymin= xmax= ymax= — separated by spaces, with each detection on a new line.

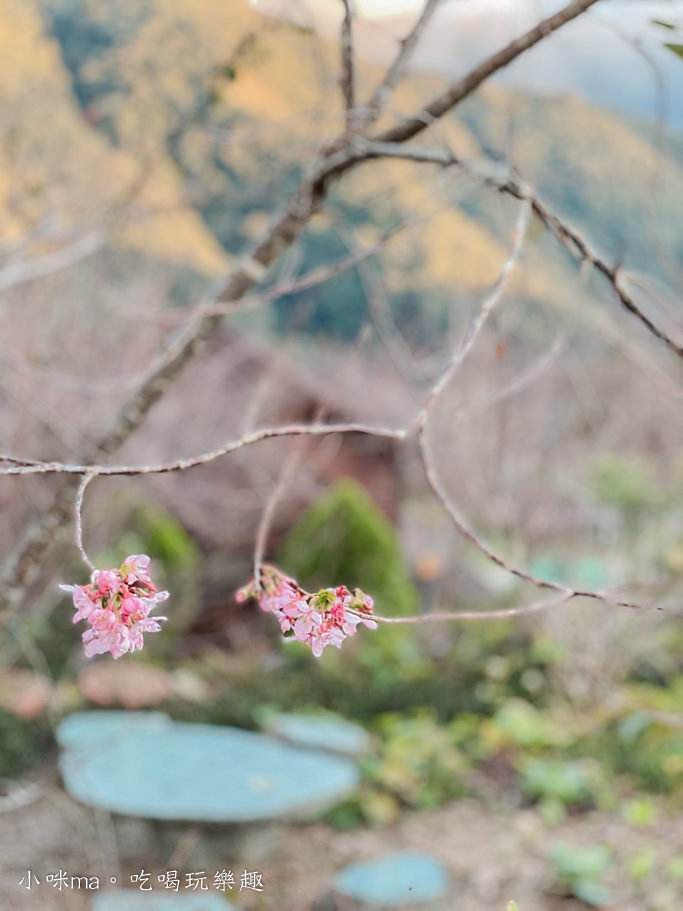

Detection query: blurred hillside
xmin=0 ymin=0 xmax=676 ymax=345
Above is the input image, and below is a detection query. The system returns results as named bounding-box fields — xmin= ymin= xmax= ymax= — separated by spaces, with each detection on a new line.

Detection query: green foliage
xmin=325 ymin=710 xmax=469 ymax=828
xmin=591 ymin=454 xmax=666 ymax=522
xmin=279 ymin=479 xmax=417 ymax=617
xmin=621 ymin=796 xmax=657 ymax=827
xmin=275 ymin=479 xmax=436 ymax=711
xmin=520 ymin=758 xmax=603 ymax=808
xmin=666 ymin=855 xmax=683 ymax=881
xmin=652 ymin=19 xmax=683 ymax=60
xmin=549 ymin=843 xmax=612 ymax=907
xmin=486 ymin=698 xmax=571 ymax=751
xmin=628 ymin=846 xmax=656 ymax=884
xmin=368 ymin=711 xmax=468 ymax=808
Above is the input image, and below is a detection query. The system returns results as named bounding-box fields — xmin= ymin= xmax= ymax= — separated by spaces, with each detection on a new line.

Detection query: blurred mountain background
xmin=2 ymin=0 xmax=681 ymax=335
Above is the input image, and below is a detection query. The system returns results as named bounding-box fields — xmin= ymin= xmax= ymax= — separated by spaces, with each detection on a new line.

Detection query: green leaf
xmin=652 ymin=19 xmax=676 ymax=30
xmin=664 ymin=43 xmax=683 ymax=59
xmin=574 ymin=878 xmax=611 ymax=907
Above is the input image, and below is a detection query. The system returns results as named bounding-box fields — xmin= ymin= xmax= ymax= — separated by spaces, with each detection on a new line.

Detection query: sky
xmin=251 ymin=0 xmax=683 ymax=127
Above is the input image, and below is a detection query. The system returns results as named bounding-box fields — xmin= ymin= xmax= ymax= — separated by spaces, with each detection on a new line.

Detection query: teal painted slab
xmin=57 ymin=710 xmax=168 ymax=751
xmin=58 ymin=711 xmax=359 ymax=821
xmin=93 ymin=891 xmax=234 ymax=910
xmin=261 ymin=711 xmax=370 ymax=757
xmin=334 ymin=852 xmax=450 ymax=905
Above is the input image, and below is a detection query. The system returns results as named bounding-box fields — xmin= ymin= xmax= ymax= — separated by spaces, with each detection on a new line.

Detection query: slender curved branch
xmin=359 ymin=141 xmax=683 ymax=361
xmin=371 ymin=589 xmax=573 ymax=623
xmin=0 ymin=422 xmax=406 ymax=478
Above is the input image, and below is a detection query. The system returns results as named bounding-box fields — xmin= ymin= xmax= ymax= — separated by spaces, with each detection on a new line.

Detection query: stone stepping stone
xmin=93 ymin=892 xmax=234 ymax=910
xmin=57 ymin=711 xmax=359 ymax=822
xmin=333 ymin=852 xmax=450 ymax=907
xmin=260 ymin=711 xmax=371 ymax=757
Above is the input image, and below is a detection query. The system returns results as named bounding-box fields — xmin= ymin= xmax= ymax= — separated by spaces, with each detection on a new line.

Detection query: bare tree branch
xmin=339 ymin=0 xmax=356 ymax=130
xmin=253 ymin=405 xmax=327 ymax=590
xmin=374 ymin=0 xmax=602 ymax=145
xmin=0 ymin=231 xmax=105 ymax=294
xmin=416 ymin=200 xmax=532 ymax=423
xmin=0 ymin=0 xmax=606 ymax=612
xmin=363 ymin=0 xmax=442 ymax=126
xmin=371 ymin=589 xmax=573 ymax=623
xmin=411 ymin=200 xmax=653 ymax=615
xmin=0 ymin=422 xmax=406 ymax=478
xmin=360 ymin=141 xmax=683 ymax=361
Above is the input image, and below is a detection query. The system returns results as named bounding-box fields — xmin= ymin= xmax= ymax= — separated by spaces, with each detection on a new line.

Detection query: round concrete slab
xmin=57 ymin=711 xmax=359 ymax=822
xmin=261 ymin=711 xmax=371 ymax=757
xmin=93 ymin=891 xmax=234 ymax=910
xmin=334 ymin=852 xmax=450 ymax=906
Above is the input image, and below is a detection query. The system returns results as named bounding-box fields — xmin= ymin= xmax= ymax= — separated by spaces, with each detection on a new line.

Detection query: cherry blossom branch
xmin=2 ymin=203 xmax=668 ymax=623
xmin=369 ymin=589 xmax=573 ymax=623
xmin=0 ymin=0 xmax=606 ymax=611
xmin=2 ymin=198 xmax=664 ymax=619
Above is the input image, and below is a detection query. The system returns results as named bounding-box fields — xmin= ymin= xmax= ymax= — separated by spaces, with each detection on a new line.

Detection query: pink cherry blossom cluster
xmin=60 ymin=554 xmax=168 ymax=659
xmin=236 ymin=565 xmax=377 ymax=657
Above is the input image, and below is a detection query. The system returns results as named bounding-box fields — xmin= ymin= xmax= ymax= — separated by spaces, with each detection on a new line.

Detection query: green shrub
xmin=549 ymin=843 xmax=612 ymax=907
xmin=278 ymin=478 xmax=417 ymax=617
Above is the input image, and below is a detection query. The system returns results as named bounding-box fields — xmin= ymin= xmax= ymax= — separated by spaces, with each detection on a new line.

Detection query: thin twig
xmin=0 ymin=231 xmax=104 ymax=293
xmin=0 ymin=422 xmax=406 ymax=477
xmin=364 ymin=0 xmax=442 ymax=126
xmin=417 ymin=425 xmax=646 ymax=612
xmin=416 ymin=200 xmax=532 ymax=425
xmin=455 ymin=335 xmax=565 ymax=422
xmin=203 ymin=215 xmax=419 ymax=318
xmin=361 ymin=141 xmax=683 ymax=361
xmin=339 ymin=0 xmax=356 ymax=130
xmin=369 ymin=589 xmax=573 ymax=623
xmin=408 ymin=198 xmax=652 ymax=617
xmin=253 ymin=406 xmax=327 ymax=589
xmin=74 ymin=473 xmax=96 ymax=572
